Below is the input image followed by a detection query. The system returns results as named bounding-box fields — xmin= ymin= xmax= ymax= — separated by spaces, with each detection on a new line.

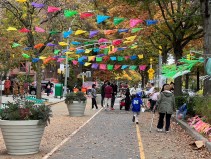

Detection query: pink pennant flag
xmin=125 ymin=56 xmax=130 ymax=60
xmin=139 ymin=65 xmax=147 ymax=71
xmin=98 ymin=38 xmax=109 ymax=43
xmin=112 ymin=39 xmax=122 ymax=46
xmin=130 ymin=19 xmax=143 ymax=28
xmin=48 ymin=6 xmax=61 ymax=13
xmin=72 ymin=60 xmax=78 ymax=65
xmin=99 ymin=64 xmax=106 ymax=70
xmin=57 ymin=58 xmax=65 ymax=62
xmin=114 ymin=65 xmax=121 ymax=70
xmin=109 ymin=48 xmax=118 ymax=54
xmin=99 ymin=45 xmax=107 ymax=49
xmin=35 ymin=26 xmax=45 ymax=33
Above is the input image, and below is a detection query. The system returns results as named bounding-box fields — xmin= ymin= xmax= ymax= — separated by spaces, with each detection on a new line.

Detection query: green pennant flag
xmin=22 ymin=53 xmax=30 ymax=59
xmin=12 ymin=42 xmax=21 ymax=48
xmin=54 ymin=49 xmax=60 ymax=55
xmin=104 ymin=48 xmax=109 ymax=55
xmin=84 ymin=41 xmax=95 ymax=45
xmin=107 ymin=64 xmax=114 ymax=70
xmin=64 ymin=10 xmax=78 ymax=18
xmin=50 ymin=30 xmax=59 ymax=35
xmin=131 ymin=28 xmax=143 ymax=33
xmin=129 ymin=65 xmax=137 ymax=70
xmin=68 ymin=58 xmax=74 ymax=61
xmin=96 ymin=57 xmax=102 ymax=62
xmin=117 ymin=56 xmax=124 ymax=61
xmin=114 ymin=17 xmax=125 ymax=25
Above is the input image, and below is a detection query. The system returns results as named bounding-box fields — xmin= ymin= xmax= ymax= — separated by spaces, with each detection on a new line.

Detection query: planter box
xmin=0 ymin=120 xmax=45 ymax=155
xmin=66 ymin=101 xmax=86 ymax=117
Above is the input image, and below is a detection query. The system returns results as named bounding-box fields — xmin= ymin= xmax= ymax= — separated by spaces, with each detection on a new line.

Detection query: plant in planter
xmin=0 ymin=100 xmax=52 ymax=155
xmin=65 ymin=91 xmax=87 ymax=117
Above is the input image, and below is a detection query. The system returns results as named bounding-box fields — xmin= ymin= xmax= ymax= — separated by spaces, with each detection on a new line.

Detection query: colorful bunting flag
xmin=59 ymin=42 xmax=68 ymax=46
xmin=97 ymin=15 xmax=110 ymax=24
xmin=34 ymin=43 xmax=44 ymax=49
xmin=48 ymin=6 xmax=61 ymax=13
xmin=31 ymin=2 xmax=45 ymax=8
xmin=63 ymin=30 xmax=72 ymax=38
xmin=64 ymin=10 xmax=78 ymax=18
xmin=130 ymin=19 xmax=143 ymax=28
xmin=22 ymin=53 xmax=30 ymax=58
xmin=89 ymin=30 xmax=99 ymax=38
xmin=146 ymin=20 xmax=158 ymax=25
xmin=16 ymin=0 xmax=26 ymax=2
xmin=32 ymin=58 xmax=39 ymax=63
xmin=19 ymin=28 xmax=30 ymax=33
xmin=131 ymin=28 xmax=143 ymax=33
xmin=72 ymin=60 xmax=78 ymax=65
xmin=7 ymin=27 xmax=17 ymax=31
xmin=139 ymin=65 xmax=147 ymax=71
xmin=12 ymin=42 xmax=21 ymax=48
xmin=115 ymin=65 xmax=121 ymax=70
xmin=92 ymin=63 xmax=99 ymax=69
xmin=138 ymin=54 xmax=144 ymax=59
xmin=98 ymin=38 xmax=109 ymax=43
xmin=107 ymin=64 xmax=114 ymax=70
xmin=85 ymin=49 xmax=92 ymax=54
xmin=104 ymin=29 xmax=117 ymax=35
xmin=118 ymin=29 xmax=129 ymax=33
xmin=121 ymin=65 xmax=128 ymax=69
xmin=35 ymin=26 xmax=45 ymax=32
xmin=117 ymin=56 xmax=124 ymax=61
xmin=54 ymin=50 xmax=60 ymax=55
xmin=71 ymin=41 xmax=81 ymax=45
xmin=80 ymin=12 xmax=94 ymax=19
xmin=131 ymin=55 xmax=137 ymax=60
xmin=75 ymin=29 xmax=86 ymax=35
xmin=114 ymin=17 xmax=125 ymax=25
xmin=47 ymin=43 xmax=56 ymax=47
xmin=99 ymin=64 xmax=106 ymax=70
xmin=88 ymin=56 xmax=95 ymax=62
xmin=39 ymin=56 xmax=47 ymax=60
xmin=84 ymin=62 xmax=92 ymax=66
xmin=76 ymin=49 xmax=85 ymax=54
xmin=129 ymin=65 xmax=137 ymax=70
xmin=112 ymin=39 xmax=122 ymax=46
xmin=110 ymin=57 xmax=117 ymax=61
xmin=50 ymin=30 xmax=59 ymax=35
xmin=96 ymin=57 xmax=103 ymax=62
xmin=125 ymin=36 xmax=137 ymax=41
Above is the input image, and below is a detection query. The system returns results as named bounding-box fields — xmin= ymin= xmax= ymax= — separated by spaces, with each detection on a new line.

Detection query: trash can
xmin=54 ymin=84 xmax=63 ymax=99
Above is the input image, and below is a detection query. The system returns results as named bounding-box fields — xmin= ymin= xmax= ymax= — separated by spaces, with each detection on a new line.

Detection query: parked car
xmin=29 ymin=81 xmax=54 ymax=95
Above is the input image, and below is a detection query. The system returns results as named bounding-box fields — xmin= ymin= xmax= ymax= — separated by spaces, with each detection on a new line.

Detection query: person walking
xmin=100 ymin=81 xmax=107 ymax=107
xmin=111 ymin=82 xmax=118 ymax=110
xmin=156 ymin=84 xmax=175 ymax=132
xmin=149 ymin=87 xmax=159 ymax=111
xmin=125 ymin=88 xmax=131 ymax=111
xmin=130 ymin=85 xmax=137 ymax=100
xmin=104 ymin=81 xmax=113 ymax=110
xmin=91 ymin=84 xmax=98 ymax=110
xmin=132 ymin=93 xmax=143 ymax=124
xmin=4 ymin=77 xmax=11 ymax=97
xmin=46 ymin=81 xmax=51 ymax=96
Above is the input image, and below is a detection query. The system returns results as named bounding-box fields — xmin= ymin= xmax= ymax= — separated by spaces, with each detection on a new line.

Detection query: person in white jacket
xmin=130 ymin=85 xmax=137 ymax=100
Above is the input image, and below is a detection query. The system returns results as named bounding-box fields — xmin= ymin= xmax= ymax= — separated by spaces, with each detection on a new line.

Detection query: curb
xmin=172 ymin=116 xmax=211 ymax=152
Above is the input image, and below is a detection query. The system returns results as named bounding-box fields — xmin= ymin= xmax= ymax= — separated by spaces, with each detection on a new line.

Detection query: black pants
xmin=111 ymin=95 xmax=115 ymax=108
xmin=157 ymin=113 xmax=172 ymax=131
xmin=101 ymin=95 xmax=104 ymax=107
xmin=150 ymin=100 xmax=157 ymax=111
xmin=92 ymin=98 xmax=98 ymax=109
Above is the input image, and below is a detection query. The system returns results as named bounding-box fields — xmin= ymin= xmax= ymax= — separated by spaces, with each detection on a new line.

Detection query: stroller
xmin=119 ymin=96 xmax=126 ymax=110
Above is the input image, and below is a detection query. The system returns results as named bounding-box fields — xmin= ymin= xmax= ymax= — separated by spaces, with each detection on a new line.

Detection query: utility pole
xmin=158 ymin=46 xmax=162 ymax=89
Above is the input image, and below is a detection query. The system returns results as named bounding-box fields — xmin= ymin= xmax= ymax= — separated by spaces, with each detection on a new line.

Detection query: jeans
xmin=92 ymin=98 xmax=98 ymax=109
xmin=157 ymin=113 xmax=172 ymax=131
xmin=104 ymin=98 xmax=111 ymax=108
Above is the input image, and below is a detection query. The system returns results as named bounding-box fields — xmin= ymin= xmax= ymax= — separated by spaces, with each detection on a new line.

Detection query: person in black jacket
xmin=111 ymin=82 xmax=118 ymax=110
xmin=125 ymin=88 xmax=131 ymax=111
xmin=100 ymin=81 xmax=107 ymax=107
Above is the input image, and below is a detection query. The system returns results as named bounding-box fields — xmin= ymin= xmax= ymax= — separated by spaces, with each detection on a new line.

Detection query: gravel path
xmin=0 ymin=98 xmax=98 ymax=159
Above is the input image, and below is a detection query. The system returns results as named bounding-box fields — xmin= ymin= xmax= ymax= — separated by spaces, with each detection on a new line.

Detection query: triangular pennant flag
xmin=125 ymin=36 xmax=137 ymax=41
xmin=16 ymin=0 xmax=26 ymax=2
xmin=22 ymin=53 xmax=30 ymax=58
xmin=139 ymin=65 xmax=147 ymax=71
xmin=93 ymin=48 xmax=100 ymax=53
xmin=112 ymin=39 xmax=122 ymax=46
xmin=98 ymin=38 xmax=109 ymax=43
xmin=99 ymin=64 xmax=107 ymax=70
xmin=59 ymin=42 xmax=68 ymax=46
xmin=97 ymin=15 xmax=110 ymax=24
xmin=85 ymin=49 xmax=92 ymax=54
xmin=46 ymin=43 xmax=56 ymax=47
xmin=118 ymin=29 xmax=129 ymax=33
xmin=71 ymin=41 xmax=81 ymax=45
xmin=54 ymin=49 xmax=60 ymax=54
xmin=92 ymin=63 xmax=99 ymax=69
xmin=115 ymin=65 xmax=121 ymax=70
xmin=76 ymin=49 xmax=85 ymax=54
xmin=125 ymin=56 xmax=130 ymax=60
xmin=64 ymin=10 xmax=78 ymax=18
xmin=80 ymin=12 xmax=94 ymax=19
xmin=138 ymin=54 xmax=144 ymax=59
xmin=7 ymin=27 xmax=17 ymax=31
xmin=118 ymin=47 xmax=127 ymax=51
xmin=104 ymin=29 xmax=117 ymax=35
xmin=129 ymin=65 xmax=137 ymax=70
xmin=31 ymin=2 xmax=45 ymax=8
xmin=131 ymin=28 xmax=143 ymax=33
xmin=12 ymin=42 xmax=21 ymax=48
xmin=96 ymin=57 xmax=103 ymax=62
xmin=72 ymin=60 xmax=78 ymax=65
xmin=110 ymin=57 xmax=117 ymax=61
xmin=39 ymin=56 xmax=47 ymax=60
xmin=35 ymin=26 xmax=45 ymax=33
xmin=114 ymin=17 xmax=125 ymax=25
xmin=48 ymin=6 xmax=61 ymax=13
xmin=50 ymin=30 xmax=59 ymax=35
xmin=32 ymin=58 xmax=39 ymax=63
xmin=117 ymin=56 xmax=124 ymax=61
xmin=104 ymin=48 xmax=109 ymax=55
xmin=131 ymin=55 xmax=138 ymax=60
xmin=88 ymin=56 xmax=95 ymax=62
xmin=146 ymin=20 xmax=158 ymax=26
xmin=34 ymin=43 xmax=44 ymax=49
xmin=130 ymin=44 xmax=138 ymax=49
xmin=100 ymin=45 xmax=107 ymax=49
xmin=103 ymin=56 xmax=110 ymax=62
xmin=121 ymin=65 xmax=128 ymax=69
xmin=63 ymin=30 xmax=72 ymax=38
xmin=65 ymin=51 xmax=74 ymax=55
xmin=19 ymin=28 xmax=30 ymax=33
xmin=107 ymin=64 xmax=114 ymax=70
xmin=89 ymin=30 xmax=99 ymax=38
xmin=75 ymin=30 xmax=86 ymax=35
xmin=130 ymin=19 xmax=143 ymax=28
xmin=84 ymin=62 xmax=92 ymax=66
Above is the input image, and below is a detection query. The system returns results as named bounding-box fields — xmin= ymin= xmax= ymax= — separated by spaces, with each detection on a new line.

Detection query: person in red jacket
xmin=104 ymin=81 xmax=113 ymax=110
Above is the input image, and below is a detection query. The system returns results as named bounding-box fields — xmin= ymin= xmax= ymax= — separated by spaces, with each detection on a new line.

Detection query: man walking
xmin=111 ymin=82 xmax=118 ymax=110
xmin=104 ymin=81 xmax=113 ymax=110
xmin=100 ymin=81 xmax=107 ymax=107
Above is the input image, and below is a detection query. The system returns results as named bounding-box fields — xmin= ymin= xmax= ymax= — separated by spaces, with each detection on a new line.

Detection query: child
xmin=132 ymin=93 xmax=143 ymax=124
xmin=150 ymin=87 xmax=159 ymax=111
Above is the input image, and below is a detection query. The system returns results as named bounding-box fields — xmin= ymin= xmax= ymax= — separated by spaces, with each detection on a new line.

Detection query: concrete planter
xmin=0 ymin=120 xmax=45 ymax=155
xmin=66 ymin=101 xmax=86 ymax=117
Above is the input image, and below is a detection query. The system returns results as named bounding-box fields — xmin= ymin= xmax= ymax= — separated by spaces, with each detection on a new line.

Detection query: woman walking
xmin=91 ymin=84 xmax=98 ymax=109
xmin=125 ymin=88 xmax=131 ymax=111
xmin=156 ymin=84 xmax=175 ymax=132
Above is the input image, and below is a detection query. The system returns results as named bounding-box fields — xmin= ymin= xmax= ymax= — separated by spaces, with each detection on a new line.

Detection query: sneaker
xmin=157 ymin=129 xmax=163 ymax=132
xmin=136 ymin=122 xmax=139 ymax=124
xmin=132 ymin=116 xmax=135 ymax=122
xmin=166 ymin=130 xmax=170 ymax=133
xmin=110 ymin=108 xmax=115 ymax=110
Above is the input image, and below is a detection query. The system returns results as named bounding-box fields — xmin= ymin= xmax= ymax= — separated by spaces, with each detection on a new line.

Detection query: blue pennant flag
xmin=23 ymin=47 xmax=32 ymax=50
xmin=110 ymin=57 xmax=117 ymax=61
xmin=71 ymin=41 xmax=81 ymax=45
xmin=63 ymin=30 xmax=73 ymax=38
xmin=93 ymin=48 xmax=100 ymax=53
xmin=118 ymin=29 xmax=129 ymax=33
xmin=131 ymin=55 xmax=138 ymax=60
xmin=97 ymin=15 xmax=110 ymax=24
xmin=121 ymin=65 xmax=128 ymax=69
xmin=32 ymin=58 xmax=39 ymax=63
xmin=76 ymin=49 xmax=85 ymax=54
xmin=146 ymin=20 xmax=158 ymax=26
xmin=118 ymin=47 xmax=127 ymax=51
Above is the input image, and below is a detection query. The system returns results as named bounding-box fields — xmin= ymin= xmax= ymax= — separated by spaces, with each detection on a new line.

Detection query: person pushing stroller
xmin=132 ymin=93 xmax=143 ymax=124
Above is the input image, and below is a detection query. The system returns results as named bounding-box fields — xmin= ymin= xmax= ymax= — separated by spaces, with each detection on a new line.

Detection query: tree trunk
xmin=201 ymin=0 xmax=211 ymax=95
xmin=173 ymin=43 xmax=183 ymax=96
xmin=36 ymin=61 xmax=42 ymax=99
xmin=185 ymin=73 xmax=189 ymax=89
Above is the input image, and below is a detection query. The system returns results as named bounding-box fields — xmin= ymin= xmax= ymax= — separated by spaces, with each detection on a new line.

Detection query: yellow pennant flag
xmin=75 ymin=30 xmax=86 ymax=35
xmin=7 ymin=27 xmax=17 ymax=31
xmin=125 ymin=36 xmax=136 ymax=41
xmin=16 ymin=0 xmax=27 ymax=2
xmin=85 ymin=49 xmax=92 ymax=54
xmin=84 ymin=62 xmax=92 ymax=66
xmin=59 ymin=42 xmax=68 ymax=46
xmin=138 ymin=54 xmax=144 ymax=59
xmin=131 ymin=45 xmax=138 ymax=49
xmin=65 ymin=51 xmax=74 ymax=55
xmin=39 ymin=56 xmax=47 ymax=60
xmin=88 ymin=56 xmax=95 ymax=61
